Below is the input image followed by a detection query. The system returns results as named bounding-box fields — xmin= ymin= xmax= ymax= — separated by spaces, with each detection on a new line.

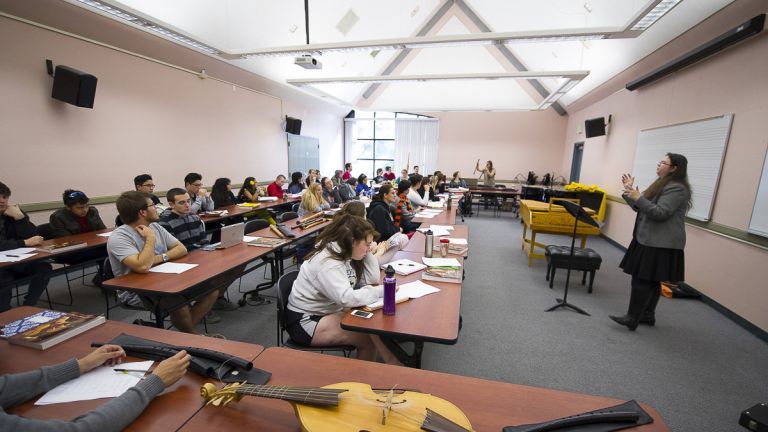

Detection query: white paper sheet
xmin=422 ymin=257 xmax=462 ymax=268
xmin=382 ymin=259 xmax=426 ymax=276
xmin=0 ymin=253 xmax=37 ymax=263
xmin=430 ymin=225 xmax=454 ymax=231
xmin=447 ymin=238 xmax=468 ymax=245
xmin=415 ymin=213 xmax=438 ymax=219
xmin=398 ymin=280 xmax=441 ymax=298
xmin=148 ymin=262 xmax=198 ymax=274
xmin=96 ymin=232 xmax=113 ymax=237
xmin=417 ymin=227 xmax=450 ymax=236
xmin=243 ymin=235 xmax=259 ymax=242
xmin=1 ymin=247 xmax=36 ymax=255
xmin=35 ymin=361 xmax=154 ymax=405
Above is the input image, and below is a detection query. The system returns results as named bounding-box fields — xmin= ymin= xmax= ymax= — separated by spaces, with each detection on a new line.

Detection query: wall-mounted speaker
xmin=585 ymin=117 xmax=606 ymax=138
xmin=50 ymin=65 xmax=97 ymax=108
xmin=285 ymin=116 xmax=302 ymax=135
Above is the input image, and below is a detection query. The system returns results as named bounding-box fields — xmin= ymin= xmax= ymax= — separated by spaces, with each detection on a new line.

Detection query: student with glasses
xmin=108 ymin=191 xmax=219 ymax=333
xmin=0 ymin=181 xmax=51 ymax=312
xmin=134 ymin=174 xmax=161 ymax=206
xmin=184 ymin=172 xmax=214 ymax=214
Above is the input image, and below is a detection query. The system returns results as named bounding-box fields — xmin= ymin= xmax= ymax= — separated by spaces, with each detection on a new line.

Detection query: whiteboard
xmin=287 ymin=134 xmax=320 ymax=176
xmin=748 ymin=149 xmax=768 ymax=237
xmin=631 ymin=114 xmax=733 ymax=221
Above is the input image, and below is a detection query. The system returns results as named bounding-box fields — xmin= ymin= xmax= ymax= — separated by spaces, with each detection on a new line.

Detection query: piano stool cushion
xmin=544 ymin=245 xmax=602 ymax=270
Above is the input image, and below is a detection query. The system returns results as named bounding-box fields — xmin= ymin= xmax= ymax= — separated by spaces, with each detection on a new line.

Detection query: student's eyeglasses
xmin=657 ymin=161 xmax=671 ymax=166
xmin=143 ymin=204 xmax=156 ymax=210
xmin=141 ymin=183 xmax=155 ymax=188
xmin=191 ymin=182 xmax=203 ymax=187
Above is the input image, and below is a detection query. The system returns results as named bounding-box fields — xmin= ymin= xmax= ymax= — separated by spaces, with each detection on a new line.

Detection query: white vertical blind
xmin=632 ymin=114 xmax=733 ymax=222
xmin=748 ymin=149 xmax=768 ymax=237
xmin=394 ymin=119 xmax=440 ymax=174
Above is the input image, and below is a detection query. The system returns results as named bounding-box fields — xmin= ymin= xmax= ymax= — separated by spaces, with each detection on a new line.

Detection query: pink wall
xmin=561 ymin=1 xmax=768 ymax=331
xmin=0 ymin=11 xmax=345 ymax=224
xmin=426 ymin=111 xmax=567 ymax=181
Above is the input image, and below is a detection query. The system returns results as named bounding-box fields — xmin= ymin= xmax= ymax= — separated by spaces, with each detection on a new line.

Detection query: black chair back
xmin=36 ymin=223 xmax=55 ymax=240
xmin=276 ymin=270 xmax=301 ymax=341
xmin=292 ymin=203 xmax=300 ymax=212
xmin=279 ymin=211 xmax=298 ymax=222
xmin=244 ymin=219 xmax=269 ymax=234
xmin=102 ymin=258 xmax=114 ymax=281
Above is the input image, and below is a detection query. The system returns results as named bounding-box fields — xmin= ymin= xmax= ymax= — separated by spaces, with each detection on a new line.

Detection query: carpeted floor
xmin=27 ymin=211 xmax=768 ymax=432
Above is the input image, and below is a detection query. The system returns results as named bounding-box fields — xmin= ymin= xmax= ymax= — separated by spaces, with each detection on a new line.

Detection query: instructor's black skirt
xmin=620 ymin=239 xmax=685 ymax=282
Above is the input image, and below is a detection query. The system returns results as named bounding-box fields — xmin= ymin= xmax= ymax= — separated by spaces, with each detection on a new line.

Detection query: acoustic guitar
xmin=201 ymin=381 xmax=473 ymax=431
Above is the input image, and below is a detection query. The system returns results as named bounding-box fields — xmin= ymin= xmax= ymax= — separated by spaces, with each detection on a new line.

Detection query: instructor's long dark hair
xmin=643 ymin=153 xmax=692 ymax=208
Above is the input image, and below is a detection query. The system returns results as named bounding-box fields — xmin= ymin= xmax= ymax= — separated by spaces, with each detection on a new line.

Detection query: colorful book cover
xmin=1 ymin=310 xmax=66 ymax=338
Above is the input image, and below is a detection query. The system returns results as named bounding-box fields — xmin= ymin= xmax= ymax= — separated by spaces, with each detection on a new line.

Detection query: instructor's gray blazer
xmin=623 ymin=182 xmax=690 ymax=250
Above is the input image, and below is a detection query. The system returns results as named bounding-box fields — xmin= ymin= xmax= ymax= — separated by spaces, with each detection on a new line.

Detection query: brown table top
xmin=403 ymin=225 xmax=469 ymax=256
xmin=341 ymin=250 xmax=462 ymax=344
xmin=181 ymin=347 xmax=670 ymax=432
xmin=199 ymin=197 xmax=300 ymax=224
xmin=0 ymin=228 xmax=112 ymax=269
xmin=102 ymin=243 xmax=273 ymax=295
xmin=413 ymin=205 xmax=457 ymax=225
xmin=0 ymin=307 xmax=264 ymax=432
xmin=250 ymin=216 xmax=332 ymax=240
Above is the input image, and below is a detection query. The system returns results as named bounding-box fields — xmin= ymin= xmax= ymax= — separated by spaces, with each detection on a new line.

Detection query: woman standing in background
xmin=610 ymin=153 xmax=691 ymax=331
xmin=475 ymin=160 xmax=496 ymax=186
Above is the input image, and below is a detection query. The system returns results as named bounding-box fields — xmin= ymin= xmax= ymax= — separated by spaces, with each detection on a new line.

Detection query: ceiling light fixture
xmin=71 ymin=0 xmax=220 ymax=55
xmin=630 ymin=0 xmax=682 ymax=31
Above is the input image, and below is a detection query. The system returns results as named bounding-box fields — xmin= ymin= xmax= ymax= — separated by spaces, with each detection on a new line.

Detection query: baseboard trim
xmin=601 ymin=234 xmax=768 ymax=344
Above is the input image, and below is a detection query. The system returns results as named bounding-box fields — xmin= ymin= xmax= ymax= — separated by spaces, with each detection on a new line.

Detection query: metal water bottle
xmin=447 ymin=196 xmax=452 ymax=209
xmin=424 ymin=229 xmax=434 ymax=258
xmin=383 ymin=265 xmax=397 ymax=316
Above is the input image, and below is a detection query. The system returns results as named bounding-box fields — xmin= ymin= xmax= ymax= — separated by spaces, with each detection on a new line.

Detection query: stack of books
xmin=37 ymin=242 xmax=87 ymax=254
xmin=421 ymin=257 xmax=462 ymax=284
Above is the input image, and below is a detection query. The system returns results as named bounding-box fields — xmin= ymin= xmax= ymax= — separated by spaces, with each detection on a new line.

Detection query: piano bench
xmin=544 ymin=245 xmax=602 ymax=294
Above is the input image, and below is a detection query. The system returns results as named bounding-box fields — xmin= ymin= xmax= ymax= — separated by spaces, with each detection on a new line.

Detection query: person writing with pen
xmin=0 ymin=344 xmax=190 ymax=431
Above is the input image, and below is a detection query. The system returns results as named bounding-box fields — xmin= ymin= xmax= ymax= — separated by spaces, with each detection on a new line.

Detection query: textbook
xmin=247 ymin=237 xmax=288 ymax=248
xmin=433 ymin=243 xmax=469 ymax=255
xmin=36 ymin=241 xmax=87 ymax=254
xmin=382 ymin=259 xmax=426 ymax=276
xmin=421 ymin=267 xmax=462 ymax=284
xmin=4 ymin=310 xmax=105 ymax=350
xmin=238 ymin=202 xmax=261 ymax=208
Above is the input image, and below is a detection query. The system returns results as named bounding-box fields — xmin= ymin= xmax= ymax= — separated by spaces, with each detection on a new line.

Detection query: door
xmin=570 ymin=142 xmax=584 ymax=183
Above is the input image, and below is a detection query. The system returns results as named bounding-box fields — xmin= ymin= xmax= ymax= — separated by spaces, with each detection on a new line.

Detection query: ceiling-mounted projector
xmin=294 ymin=55 xmax=322 ymax=69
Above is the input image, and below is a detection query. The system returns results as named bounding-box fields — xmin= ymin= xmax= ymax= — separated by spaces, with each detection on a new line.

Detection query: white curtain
xmin=394 ymin=119 xmax=440 ymax=174
xmin=343 ymin=119 xmax=357 ymax=168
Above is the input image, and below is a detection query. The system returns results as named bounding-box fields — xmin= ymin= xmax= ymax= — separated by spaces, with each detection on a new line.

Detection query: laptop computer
xmin=210 ymin=222 xmax=244 ymax=249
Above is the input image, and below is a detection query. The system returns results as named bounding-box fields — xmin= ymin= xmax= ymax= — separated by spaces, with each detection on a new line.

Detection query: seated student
xmin=331 ymin=170 xmax=344 ymax=187
xmin=211 ymin=178 xmax=236 ymax=208
xmin=298 ymin=183 xmax=330 ymax=218
xmin=372 ymin=168 xmax=385 ymax=184
xmin=285 ymin=214 xmax=400 ymax=364
xmin=0 ymin=345 xmax=190 ymax=431
xmin=159 ymin=189 xmax=239 ymax=313
xmin=134 ymin=174 xmax=161 ymax=206
xmin=287 ymin=172 xmax=305 ymax=195
xmin=419 ymin=175 xmax=440 ymax=201
xmin=305 ymin=169 xmax=319 ymax=188
xmin=395 ymin=169 xmax=409 ymax=185
xmin=338 ymin=178 xmax=358 ymax=202
xmin=342 ymin=162 xmax=353 ymax=181
xmin=184 ymin=173 xmax=214 ymax=214
xmin=412 ymin=165 xmax=420 ymax=176
xmin=383 ymin=166 xmax=396 ymax=181
xmin=267 ymin=175 xmax=286 ymax=198
xmin=49 ymin=189 xmax=108 ymax=285
xmin=107 ymin=191 xmax=219 ymax=334
xmin=434 ymin=173 xmax=448 ymax=195
xmin=393 ymin=180 xmax=420 ymax=234
xmin=449 ymin=171 xmax=468 ymax=188
xmin=49 ymin=190 xmax=107 ymax=237
xmin=366 ymin=184 xmax=409 ymax=265
xmin=236 ymin=177 xmax=276 ymax=224
xmin=355 ymin=174 xmax=371 ymax=196
xmin=321 ymin=177 xmax=342 ymax=208
xmin=0 ymin=182 xmax=50 ymax=312
xmin=407 ymin=174 xmax=430 ymax=208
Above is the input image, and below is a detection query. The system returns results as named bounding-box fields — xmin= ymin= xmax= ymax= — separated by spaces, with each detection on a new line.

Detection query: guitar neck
xmin=236 ymin=385 xmax=346 ymax=407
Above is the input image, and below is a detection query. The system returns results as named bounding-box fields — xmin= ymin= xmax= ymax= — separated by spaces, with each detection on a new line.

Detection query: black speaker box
xmin=51 ymin=65 xmax=97 ymax=108
xmin=585 ymin=117 xmax=606 ymax=138
xmin=285 ymin=116 xmax=302 ymax=135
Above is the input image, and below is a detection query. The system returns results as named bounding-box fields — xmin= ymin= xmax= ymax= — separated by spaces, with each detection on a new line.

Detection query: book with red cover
xmin=7 ymin=310 xmax=105 ymax=350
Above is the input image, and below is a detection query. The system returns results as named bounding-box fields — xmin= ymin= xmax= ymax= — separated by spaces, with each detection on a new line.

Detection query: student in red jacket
xmin=267 ymin=175 xmax=286 ymax=198
xmin=342 ymin=163 xmax=353 ymax=180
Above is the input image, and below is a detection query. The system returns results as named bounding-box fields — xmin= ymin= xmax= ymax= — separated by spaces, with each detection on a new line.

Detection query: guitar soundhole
xmin=359 ymin=430 xmax=371 ymax=432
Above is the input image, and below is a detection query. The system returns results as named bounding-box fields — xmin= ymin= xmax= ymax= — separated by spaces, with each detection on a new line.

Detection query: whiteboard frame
xmin=748 ymin=147 xmax=768 ymax=237
xmin=632 ymin=114 xmax=733 ymax=222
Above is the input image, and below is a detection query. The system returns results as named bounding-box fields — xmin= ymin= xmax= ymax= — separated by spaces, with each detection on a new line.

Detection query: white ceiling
xmin=70 ymin=0 xmax=735 ymax=113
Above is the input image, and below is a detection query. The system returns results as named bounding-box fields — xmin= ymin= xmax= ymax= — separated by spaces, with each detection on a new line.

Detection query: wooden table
xmin=102 ymin=243 xmax=273 ymax=327
xmin=0 ymin=228 xmax=112 ymax=269
xmin=199 ymin=196 xmax=300 ymax=227
xmin=0 ymin=307 xmax=264 ymax=431
xmin=402 ymin=225 xmax=469 ymax=257
xmin=519 ymin=199 xmax=601 ymax=267
xmin=180 ymin=347 xmax=670 ymax=431
xmin=341 ymin=250 xmax=462 ymax=367
xmin=413 ymin=205 xmax=457 ymax=225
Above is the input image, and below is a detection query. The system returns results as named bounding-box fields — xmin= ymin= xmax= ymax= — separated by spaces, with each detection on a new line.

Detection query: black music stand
xmin=545 ymin=200 xmax=600 ymax=316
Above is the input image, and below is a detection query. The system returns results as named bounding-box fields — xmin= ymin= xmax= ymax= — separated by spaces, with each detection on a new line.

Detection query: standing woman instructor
xmin=610 ymin=153 xmax=691 ymax=331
